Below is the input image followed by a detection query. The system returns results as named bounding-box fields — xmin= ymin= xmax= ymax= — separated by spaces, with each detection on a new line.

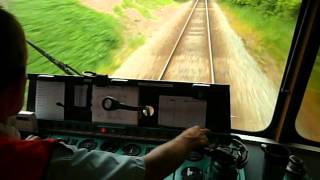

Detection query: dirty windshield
xmin=4 ymin=0 xmax=317 ymax=137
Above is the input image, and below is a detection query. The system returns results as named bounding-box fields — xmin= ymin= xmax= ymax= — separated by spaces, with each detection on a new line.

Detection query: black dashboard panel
xmin=27 ymin=73 xmax=231 ymax=132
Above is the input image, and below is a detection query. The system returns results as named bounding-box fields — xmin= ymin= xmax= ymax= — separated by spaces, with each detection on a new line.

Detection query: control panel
xmin=48 ymin=133 xmax=246 ymax=180
xmin=24 ymin=74 xmax=249 ymax=180
xmin=21 ymin=74 xmax=319 ymax=180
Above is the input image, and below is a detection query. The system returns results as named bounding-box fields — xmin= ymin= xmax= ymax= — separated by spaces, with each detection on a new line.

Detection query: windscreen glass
xmin=3 ymin=0 xmax=302 ymax=131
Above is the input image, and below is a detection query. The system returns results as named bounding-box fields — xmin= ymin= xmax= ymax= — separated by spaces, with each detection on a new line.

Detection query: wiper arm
xmin=26 ymin=40 xmax=81 ymax=76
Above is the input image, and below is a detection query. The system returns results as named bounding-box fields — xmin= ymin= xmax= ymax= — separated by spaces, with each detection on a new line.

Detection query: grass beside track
xmin=219 ymin=1 xmax=320 ymax=93
xmin=7 ymin=0 xmax=123 ymax=74
xmin=114 ymin=0 xmax=188 ymax=18
xmin=219 ymin=1 xmax=296 ymax=68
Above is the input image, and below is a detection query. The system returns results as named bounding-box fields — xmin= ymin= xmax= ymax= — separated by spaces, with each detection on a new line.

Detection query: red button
xmin=100 ymin=127 xmax=108 ymax=134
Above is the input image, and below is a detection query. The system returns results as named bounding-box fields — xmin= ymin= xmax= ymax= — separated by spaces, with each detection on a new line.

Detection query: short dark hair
xmin=0 ymin=7 xmax=27 ymax=92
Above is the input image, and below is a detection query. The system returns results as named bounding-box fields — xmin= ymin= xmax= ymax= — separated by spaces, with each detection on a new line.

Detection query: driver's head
xmin=0 ymin=7 xmax=27 ymax=121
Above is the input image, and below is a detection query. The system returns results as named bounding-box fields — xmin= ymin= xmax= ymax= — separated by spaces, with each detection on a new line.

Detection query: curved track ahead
xmin=158 ymin=0 xmax=214 ymax=84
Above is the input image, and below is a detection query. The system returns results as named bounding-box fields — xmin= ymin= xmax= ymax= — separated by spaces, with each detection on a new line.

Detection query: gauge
xmin=100 ymin=140 xmax=120 ymax=153
xmin=122 ymin=144 xmax=141 ymax=156
xmin=78 ymin=139 xmax=98 ymax=151
xmin=181 ymin=167 xmax=203 ymax=180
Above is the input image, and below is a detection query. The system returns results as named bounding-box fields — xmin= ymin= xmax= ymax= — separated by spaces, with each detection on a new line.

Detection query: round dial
xmin=100 ymin=141 xmax=120 ymax=153
xmin=78 ymin=139 xmax=97 ymax=151
xmin=122 ymin=144 xmax=141 ymax=156
xmin=181 ymin=167 xmax=203 ymax=180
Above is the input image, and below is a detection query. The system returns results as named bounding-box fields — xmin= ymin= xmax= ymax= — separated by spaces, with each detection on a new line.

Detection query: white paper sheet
xmin=91 ymin=86 xmax=139 ymax=125
xmin=158 ymin=96 xmax=207 ymax=128
xmin=35 ymin=81 xmax=65 ymax=120
xmin=74 ymin=85 xmax=88 ymax=107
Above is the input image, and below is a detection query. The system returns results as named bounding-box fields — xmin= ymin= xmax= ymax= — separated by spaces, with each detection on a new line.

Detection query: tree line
xmin=219 ymin=0 xmax=301 ymax=18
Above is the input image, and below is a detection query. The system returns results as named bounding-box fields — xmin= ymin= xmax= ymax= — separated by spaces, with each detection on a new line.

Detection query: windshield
xmin=3 ymin=0 xmax=306 ymax=133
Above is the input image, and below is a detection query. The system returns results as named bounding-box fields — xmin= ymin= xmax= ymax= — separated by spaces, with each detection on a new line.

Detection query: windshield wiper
xmin=26 ymin=40 xmax=81 ymax=76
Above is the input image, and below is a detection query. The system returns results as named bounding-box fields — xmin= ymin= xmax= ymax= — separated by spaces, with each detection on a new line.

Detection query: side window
xmin=296 ymin=49 xmax=320 ymax=142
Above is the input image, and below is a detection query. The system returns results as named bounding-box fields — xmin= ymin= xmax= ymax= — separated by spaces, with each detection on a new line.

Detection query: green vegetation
xmin=136 ymin=0 xmax=176 ymax=7
xmin=121 ymin=0 xmax=153 ymax=18
xmin=113 ymin=5 xmax=125 ymax=17
xmin=128 ymin=33 xmax=146 ymax=49
xmin=219 ymin=0 xmax=319 ymax=92
xmin=113 ymin=0 xmax=184 ymax=19
xmin=95 ymin=32 xmax=146 ymax=73
xmin=222 ymin=0 xmax=301 ymax=18
xmin=218 ymin=0 xmax=300 ymax=82
xmin=7 ymin=0 xmax=123 ymax=74
xmin=220 ymin=2 xmax=296 ymax=65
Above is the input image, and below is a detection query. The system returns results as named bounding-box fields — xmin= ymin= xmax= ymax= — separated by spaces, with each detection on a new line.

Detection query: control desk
xmin=17 ymin=74 xmax=319 ymax=180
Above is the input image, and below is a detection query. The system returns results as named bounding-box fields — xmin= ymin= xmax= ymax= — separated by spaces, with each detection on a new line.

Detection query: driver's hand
xmin=25 ymin=135 xmax=41 ymax=141
xmin=175 ymin=125 xmax=209 ymax=150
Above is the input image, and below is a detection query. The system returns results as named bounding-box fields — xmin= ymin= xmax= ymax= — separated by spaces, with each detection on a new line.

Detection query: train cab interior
xmin=1 ymin=0 xmax=320 ymax=179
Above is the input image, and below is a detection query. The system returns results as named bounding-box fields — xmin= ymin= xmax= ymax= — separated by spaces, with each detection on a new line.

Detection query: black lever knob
xmin=102 ymin=96 xmax=121 ymax=111
xmin=102 ymin=96 xmax=154 ymax=117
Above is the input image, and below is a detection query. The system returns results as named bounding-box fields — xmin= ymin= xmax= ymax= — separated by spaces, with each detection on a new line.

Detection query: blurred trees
xmin=220 ymin=0 xmax=301 ymax=18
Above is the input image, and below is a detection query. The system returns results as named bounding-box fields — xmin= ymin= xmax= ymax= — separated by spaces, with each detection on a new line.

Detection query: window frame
xmin=278 ymin=0 xmax=320 ymax=146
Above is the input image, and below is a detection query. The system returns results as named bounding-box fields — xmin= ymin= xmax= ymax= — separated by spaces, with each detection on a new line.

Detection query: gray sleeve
xmin=46 ymin=143 xmax=145 ymax=180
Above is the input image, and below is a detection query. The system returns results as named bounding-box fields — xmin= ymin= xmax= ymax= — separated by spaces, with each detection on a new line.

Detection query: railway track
xmin=158 ymin=0 xmax=214 ymax=84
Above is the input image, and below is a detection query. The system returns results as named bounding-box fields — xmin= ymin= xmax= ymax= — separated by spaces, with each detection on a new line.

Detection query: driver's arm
xmin=144 ymin=125 xmax=209 ymax=180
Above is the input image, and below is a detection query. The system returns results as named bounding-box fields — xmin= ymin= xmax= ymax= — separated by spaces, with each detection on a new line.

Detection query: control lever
xmin=200 ymin=138 xmax=249 ymax=169
xmin=102 ymin=96 xmax=154 ymax=117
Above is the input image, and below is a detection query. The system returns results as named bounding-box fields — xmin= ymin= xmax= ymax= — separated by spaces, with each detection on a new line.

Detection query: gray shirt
xmin=0 ymin=123 xmax=146 ymax=180
xmin=46 ymin=144 xmax=145 ymax=180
